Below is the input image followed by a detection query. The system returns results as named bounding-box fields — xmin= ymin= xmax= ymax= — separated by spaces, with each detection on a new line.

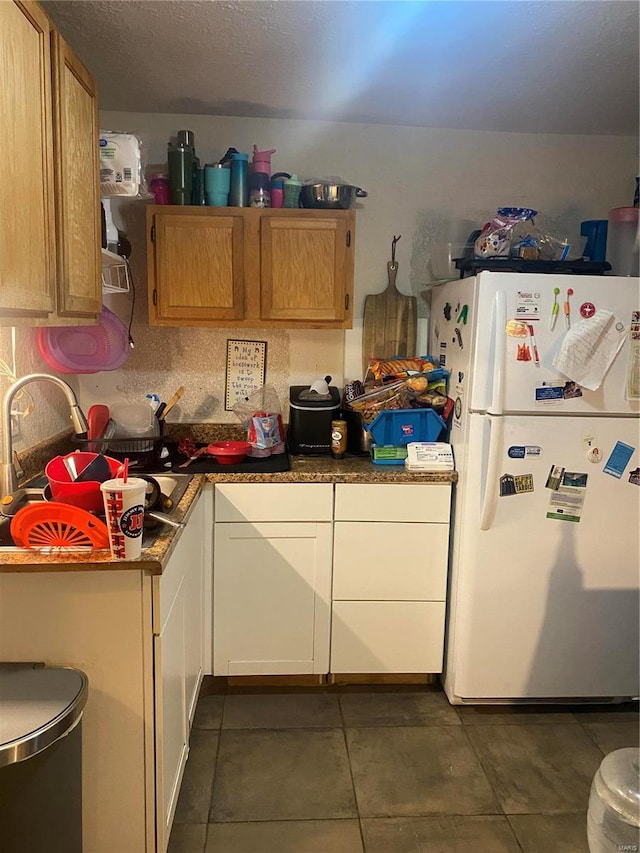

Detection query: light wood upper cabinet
xmin=260 ymin=214 xmax=351 ymax=323
xmin=0 ymin=1 xmax=100 ymax=326
xmin=51 ymin=30 xmax=101 ymax=318
xmin=0 ymin=1 xmax=56 ymax=319
xmin=147 ymin=206 xmax=355 ymax=329
xmin=151 ymin=212 xmax=244 ymax=322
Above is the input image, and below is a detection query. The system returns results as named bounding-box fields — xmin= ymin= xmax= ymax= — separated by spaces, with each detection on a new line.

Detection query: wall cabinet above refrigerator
xmin=146 ymin=206 xmax=355 ymax=329
xmin=0 ymin=1 xmax=101 ymax=327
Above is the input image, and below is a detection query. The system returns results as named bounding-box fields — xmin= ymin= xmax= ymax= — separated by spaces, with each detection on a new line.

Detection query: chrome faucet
xmin=1 ymin=373 xmax=88 ymax=499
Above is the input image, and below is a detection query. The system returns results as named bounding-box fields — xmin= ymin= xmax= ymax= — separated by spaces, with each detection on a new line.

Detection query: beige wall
xmin=3 ymin=112 xmax=637 ymax=449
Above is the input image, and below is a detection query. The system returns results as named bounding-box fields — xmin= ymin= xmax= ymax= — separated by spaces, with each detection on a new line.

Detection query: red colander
xmin=36 ymin=306 xmax=130 ymax=373
xmin=11 ymin=502 xmax=110 ymax=550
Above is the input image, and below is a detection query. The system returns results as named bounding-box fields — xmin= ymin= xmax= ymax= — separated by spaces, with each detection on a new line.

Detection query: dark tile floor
xmin=168 ymin=681 xmax=639 ymax=853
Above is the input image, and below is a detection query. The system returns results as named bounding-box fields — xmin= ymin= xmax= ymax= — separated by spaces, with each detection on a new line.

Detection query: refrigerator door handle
xmin=488 ymin=290 xmax=507 ymax=415
xmin=479 ymin=414 xmax=503 ymax=531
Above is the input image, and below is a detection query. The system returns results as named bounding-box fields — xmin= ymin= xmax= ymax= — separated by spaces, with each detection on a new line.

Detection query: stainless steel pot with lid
xmin=299 ymin=182 xmax=367 ymax=210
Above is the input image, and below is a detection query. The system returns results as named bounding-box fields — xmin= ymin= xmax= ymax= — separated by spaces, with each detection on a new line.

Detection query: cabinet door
xmin=182 ymin=493 xmax=205 ymax=726
xmin=155 ymin=578 xmax=187 ymax=853
xmin=260 ymin=214 xmax=353 ymax=324
xmin=0 ymin=1 xmax=56 ymax=319
xmin=333 ymin=521 xmax=449 ymax=601
xmin=214 ymin=521 xmax=333 ymax=675
xmin=155 ymin=492 xmax=205 ymax=849
xmin=331 ymin=601 xmax=446 ymax=674
xmin=51 ymin=31 xmax=101 ymax=318
xmin=150 ymin=211 xmax=244 ymax=323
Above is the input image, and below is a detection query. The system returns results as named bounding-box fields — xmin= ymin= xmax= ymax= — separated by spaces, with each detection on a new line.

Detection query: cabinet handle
xmin=345 ymin=294 xmax=349 ymax=311
xmin=153 ymin=289 xmax=158 ymax=306
xmin=346 ymin=230 xmax=351 ymax=248
xmin=150 ymin=224 xmax=156 ymax=242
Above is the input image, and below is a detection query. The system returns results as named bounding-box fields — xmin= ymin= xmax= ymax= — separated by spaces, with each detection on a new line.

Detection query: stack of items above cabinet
xmin=147 ymin=206 xmax=355 ymax=329
xmin=1 ymin=1 xmax=101 ymax=326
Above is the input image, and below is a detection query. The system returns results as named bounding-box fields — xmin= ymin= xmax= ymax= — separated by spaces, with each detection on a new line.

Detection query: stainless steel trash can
xmin=0 ymin=663 xmax=88 ymax=853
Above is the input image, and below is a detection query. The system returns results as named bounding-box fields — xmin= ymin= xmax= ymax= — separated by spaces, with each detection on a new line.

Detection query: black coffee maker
xmin=287 ymin=377 xmax=341 ymax=455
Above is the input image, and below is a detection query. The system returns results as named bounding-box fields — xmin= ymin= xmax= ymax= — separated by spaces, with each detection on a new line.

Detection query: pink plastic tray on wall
xmin=36 ymin=306 xmax=131 ymax=373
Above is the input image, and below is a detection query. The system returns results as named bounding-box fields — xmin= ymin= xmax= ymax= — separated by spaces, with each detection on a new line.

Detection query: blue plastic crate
xmin=365 ymin=408 xmax=446 ymax=447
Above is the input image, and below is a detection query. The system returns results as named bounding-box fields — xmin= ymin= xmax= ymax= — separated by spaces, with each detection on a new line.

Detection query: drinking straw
xmin=122 ymin=457 xmax=129 ymax=484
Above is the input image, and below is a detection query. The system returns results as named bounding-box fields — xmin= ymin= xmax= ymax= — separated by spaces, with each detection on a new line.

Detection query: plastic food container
xmin=607 ymin=207 xmax=640 ymax=276
xmin=430 ymin=243 xmax=469 ymax=280
xmin=365 ymin=408 xmax=447 ymax=449
xmin=587 ymin=747 xmax=640 ymax=852
xmin=206 ymin=441 xmax=251 ymax=465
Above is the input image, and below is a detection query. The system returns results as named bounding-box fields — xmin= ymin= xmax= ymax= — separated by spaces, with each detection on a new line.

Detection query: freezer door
xmin=444 ymin=412 xmax=640 ymax=702
xmin=470 ymin=273 xmax=640 ymax=416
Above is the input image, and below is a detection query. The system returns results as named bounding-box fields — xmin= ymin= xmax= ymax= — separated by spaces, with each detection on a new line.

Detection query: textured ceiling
xmin=43 ymin=0 xmax=639 ymax=136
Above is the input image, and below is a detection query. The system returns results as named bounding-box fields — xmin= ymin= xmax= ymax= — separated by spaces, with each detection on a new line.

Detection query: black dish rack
xmin=74 ymin=432 xmax=166 ymax=469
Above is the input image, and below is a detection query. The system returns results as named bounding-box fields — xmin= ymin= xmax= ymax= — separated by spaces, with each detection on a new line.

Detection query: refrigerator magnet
xmin=515 ymin=290 xmax=541 ymax=319
xmin=586 ymin=446 xmax=603 ymax=463
xmin=499 ymin=474 xmax=517 ymax=496
xmin=505 ymin=319 xmax=529 ymax=337
xmin=535 ymin=382 xmax=564 ymax=404
xmin=546 ymin=472 xmax=588 ymax=523
xmin=500 ymin=474 xmax=533 ymax=496
xmin=628 ymin=467 xmax=640 ymax=486
xmin=508 ymin=445 xmax=542 ymax=459
xmin=545 ymin=465 xmax=565 ymax=490
xmin=603 ymin=441 xmax=635 ymax=479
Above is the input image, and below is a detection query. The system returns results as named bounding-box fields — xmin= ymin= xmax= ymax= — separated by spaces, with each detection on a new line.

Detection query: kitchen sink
xmin=0 ymin=473 xmax=192 ymax=553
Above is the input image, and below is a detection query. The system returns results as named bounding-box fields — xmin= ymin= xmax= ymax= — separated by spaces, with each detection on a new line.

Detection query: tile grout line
xmin=337 ymin=694 xmax=368 ymax=853
xmin=205 ymin=693 xmax=226 ymax=834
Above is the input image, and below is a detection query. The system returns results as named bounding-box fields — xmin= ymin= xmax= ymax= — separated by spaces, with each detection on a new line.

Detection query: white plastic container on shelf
xmin=429 ymin=242 xmax=468 ymax=280
xmin=587 ymin=747 xmax=640 ymax=853
xmin=607 ymin=207 xmax=640 ymax=276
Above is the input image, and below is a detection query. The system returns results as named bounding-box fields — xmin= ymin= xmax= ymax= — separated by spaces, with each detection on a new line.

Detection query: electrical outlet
xmin=10 ymin=413 xmax=21 ymax=440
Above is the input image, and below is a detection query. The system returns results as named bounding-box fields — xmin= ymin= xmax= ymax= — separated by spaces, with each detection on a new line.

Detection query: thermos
xmin=168 ymin=130 xmax=194 ymax=205
xmin=229 ymin=152 xmax=249 ymax=206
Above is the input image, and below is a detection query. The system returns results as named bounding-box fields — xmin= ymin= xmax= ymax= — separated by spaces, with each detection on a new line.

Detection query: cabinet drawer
xmin=335 ymin=483 xmax=451 ymax=522
xmin=333 ymin=522 xmax=449 ymax=601
xmin=331 ymin=601 xmax=445 ymax=673
xmin=215 ymin=483 xmax=333 ymax=522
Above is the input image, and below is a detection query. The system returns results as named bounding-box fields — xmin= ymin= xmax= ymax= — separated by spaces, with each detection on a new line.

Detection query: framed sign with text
xmin=225 ymin=339 xmax=267 ymax=410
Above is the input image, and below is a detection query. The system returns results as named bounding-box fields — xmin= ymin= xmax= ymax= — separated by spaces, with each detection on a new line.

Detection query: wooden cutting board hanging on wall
xmin=362 ymin=236 xmax=417 ymax=377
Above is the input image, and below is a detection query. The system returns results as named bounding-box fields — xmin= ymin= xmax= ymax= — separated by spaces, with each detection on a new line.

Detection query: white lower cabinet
xmin=213 ymin=484 xmax=333 ymax=675
xmin=154 ymin=488 xmax=206 ymax=851
xmin=0 ymin=487 xmax=209 ymax=853
xmin=331 ymin=483 xmax=452 ymax=674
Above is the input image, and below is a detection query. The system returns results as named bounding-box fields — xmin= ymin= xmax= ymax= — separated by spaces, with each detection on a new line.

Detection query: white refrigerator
xmin=430 ymin=272 xmax=640 ymax=703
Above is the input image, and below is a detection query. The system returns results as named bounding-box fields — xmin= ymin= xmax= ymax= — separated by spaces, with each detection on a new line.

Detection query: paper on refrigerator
xmin=552 ymin=310 xmax=626 ymax=391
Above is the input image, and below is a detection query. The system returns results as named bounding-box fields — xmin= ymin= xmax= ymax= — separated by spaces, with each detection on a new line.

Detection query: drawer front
xmin=333 ymin=522 xmax=449 ymax=601
xmin=331 ymin=601 xmax=446 ymax=673
xmin=215 ymin=483 xmax=333 ymax=522
xmin=335 ymin=483 xmax=451 ymax=523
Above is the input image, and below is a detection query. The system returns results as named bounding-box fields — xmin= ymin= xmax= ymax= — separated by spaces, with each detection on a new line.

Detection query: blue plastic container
xmin=365 ymin=408 xmax=447 ymax=448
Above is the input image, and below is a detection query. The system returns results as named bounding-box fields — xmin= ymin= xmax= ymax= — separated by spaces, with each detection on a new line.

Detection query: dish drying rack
xmin=101 ymin=248 xmax=131 ymax=294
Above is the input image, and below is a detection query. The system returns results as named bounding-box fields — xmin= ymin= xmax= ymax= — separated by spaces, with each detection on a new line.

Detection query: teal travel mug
xmin=205 ymin=164 xmax=230 ymax=206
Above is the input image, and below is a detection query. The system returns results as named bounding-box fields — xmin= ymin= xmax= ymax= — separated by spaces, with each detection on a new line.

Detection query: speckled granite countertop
xmin=2 ymin=425 xmax=456 ymax=573
xmin=0 ymin=475 xmax=205 ymax=575
xmin=204 ymin=454 xmax=457 ymax=484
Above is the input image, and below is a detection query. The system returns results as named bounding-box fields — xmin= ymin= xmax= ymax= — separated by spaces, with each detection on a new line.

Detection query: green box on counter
xmin=365 ymin=408 xmax=447 ymax=449
xmin=371 ymin=444 xmax=408 ymax=464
